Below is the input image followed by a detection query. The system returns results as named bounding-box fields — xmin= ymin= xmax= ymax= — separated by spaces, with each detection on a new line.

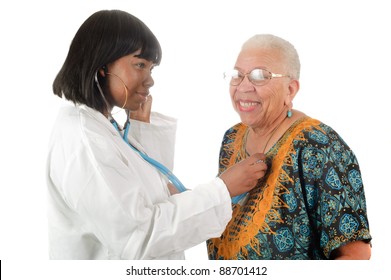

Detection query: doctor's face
xmin=104 ymin=50 xmax=155 ymax=111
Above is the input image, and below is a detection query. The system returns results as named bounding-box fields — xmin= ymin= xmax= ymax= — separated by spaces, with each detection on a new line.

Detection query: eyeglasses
xmin=224 ymin=68 xmax=291 ymax=86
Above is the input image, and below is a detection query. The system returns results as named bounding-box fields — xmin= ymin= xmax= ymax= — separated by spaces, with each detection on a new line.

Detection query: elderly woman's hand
xmin=219 ymin=153 xmax=268 ymax=197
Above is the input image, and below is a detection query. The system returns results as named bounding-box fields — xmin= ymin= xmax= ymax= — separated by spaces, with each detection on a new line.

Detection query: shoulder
xmin=220 ymin=122 xmax=247 ymax=145
xmin=294 ymin=117 xmax=360 ymax=168
xmin=150 ymin=112 xmax=177 ymax=124
xmin=289 ymin=116 xmax=358 ymax=160
xmin=223 ymin=122 xmax=246 ymax=137
xmin=51 ymin=104 xmax=118 ymax=155
xmin=130 ymin=111 xmax=177 ymax=135
xmin=50 ymin=104 xmax=84 ymax=144
xmin=298 ymin=117 xmax=350 ymax=149
xmin=53 ymin=104 xmax=108 ymax=131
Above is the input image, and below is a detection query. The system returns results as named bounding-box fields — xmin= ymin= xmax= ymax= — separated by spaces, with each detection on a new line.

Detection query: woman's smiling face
xmin=104 ymin=50 xmax=155 ymax=111
xmin=230 ymin=48 xmax=293 ymax=129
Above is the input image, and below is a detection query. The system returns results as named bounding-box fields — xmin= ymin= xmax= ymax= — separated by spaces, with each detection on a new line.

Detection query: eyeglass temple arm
xmin=271 ymin=73 xmax=290 ymax=78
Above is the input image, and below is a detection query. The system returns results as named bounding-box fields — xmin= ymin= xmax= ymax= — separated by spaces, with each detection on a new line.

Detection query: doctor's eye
xmin=135 ymin=62 xmax=146 ymax=69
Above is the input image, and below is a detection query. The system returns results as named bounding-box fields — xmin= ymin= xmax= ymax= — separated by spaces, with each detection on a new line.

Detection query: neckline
xmin=241 ymin=116 xmax=309 ymax=158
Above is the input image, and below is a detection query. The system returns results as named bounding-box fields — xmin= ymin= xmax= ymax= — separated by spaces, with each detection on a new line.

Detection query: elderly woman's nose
xmin=237 ymin=75 xmax=254 ymax=90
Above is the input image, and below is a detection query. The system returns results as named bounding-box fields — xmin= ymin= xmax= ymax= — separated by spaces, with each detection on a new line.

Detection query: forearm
xmin=331 ymin=240 xmax=371 ymax=260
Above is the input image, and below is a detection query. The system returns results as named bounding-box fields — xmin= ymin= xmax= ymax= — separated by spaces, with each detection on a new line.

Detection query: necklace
xmin=261 ymin=117 xmax=287 ymax=153
xmin=243 ymin=116 xmax=287 ymax=155
xmin=234 ymin=117 xmax=286 ymax=205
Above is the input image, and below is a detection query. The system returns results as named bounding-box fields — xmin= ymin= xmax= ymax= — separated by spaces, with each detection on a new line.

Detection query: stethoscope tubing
xmin=112 ymin=119 xmax=187 ymax=193
xmin=95 ymin=70 xmax=187 ymax=194
xmin=231 ymin=193 xmax=246 ymax=204
xmin=112 ymin=118 xmax=247 ymax=203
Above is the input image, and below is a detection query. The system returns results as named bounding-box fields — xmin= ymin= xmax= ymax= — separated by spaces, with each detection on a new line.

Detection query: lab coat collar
xmin=76 ymin=104 xmax=147 ymax=153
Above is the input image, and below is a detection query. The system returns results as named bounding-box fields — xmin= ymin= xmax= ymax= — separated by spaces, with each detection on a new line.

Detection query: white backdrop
xmin=1 ymin=0 xmax=390 ymax=279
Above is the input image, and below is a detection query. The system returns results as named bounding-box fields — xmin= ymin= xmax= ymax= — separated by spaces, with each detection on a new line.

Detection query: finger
xmin=141 ymin=95 xmax=152 ymax=113
xmin=130 ymin=95 xmax=152 ymax=121
xmin=250 ymin=161 xmax=268 ymax=174
xmin=255 ymin=170 xmax=267 ymax=178
xmin=249 ymin=159 xmax=265 ymax=166
xmin=143 ymin=95 xmax=152 ymax=106
xmin=246 ymin=154 xmax=265 ymax=166
xmin=251 ymin=152 xmax=267 ymax=161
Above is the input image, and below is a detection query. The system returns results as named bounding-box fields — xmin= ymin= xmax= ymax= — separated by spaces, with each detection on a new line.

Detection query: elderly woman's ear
xmin=285 ymin=79 xmax=299 ymax=107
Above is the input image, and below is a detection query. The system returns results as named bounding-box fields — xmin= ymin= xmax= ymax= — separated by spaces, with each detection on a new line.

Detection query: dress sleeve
xmin=299 ymin=126 xmax=372 ymax=258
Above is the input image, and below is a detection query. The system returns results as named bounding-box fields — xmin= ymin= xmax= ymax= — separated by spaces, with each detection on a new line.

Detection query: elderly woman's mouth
xmin=238 ymin=100 xmax=260 ymax=111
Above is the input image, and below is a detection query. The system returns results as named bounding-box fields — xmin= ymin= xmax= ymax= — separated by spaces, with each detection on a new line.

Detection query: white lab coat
xmin=46 ymin=104 xmax=232 ymax=260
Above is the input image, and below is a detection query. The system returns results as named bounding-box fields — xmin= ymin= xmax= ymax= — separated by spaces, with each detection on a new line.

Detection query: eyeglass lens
xmin=229 ymin=69 xmax=272 ymax=86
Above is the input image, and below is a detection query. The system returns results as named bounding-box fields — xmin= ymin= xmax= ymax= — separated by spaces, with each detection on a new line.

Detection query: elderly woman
xmin=207 ymin=34 xmax=372 ymax=260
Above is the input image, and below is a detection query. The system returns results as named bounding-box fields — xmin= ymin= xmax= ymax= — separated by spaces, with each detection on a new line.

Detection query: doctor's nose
xmin=144 ymin=74 xmax=154 ymax=89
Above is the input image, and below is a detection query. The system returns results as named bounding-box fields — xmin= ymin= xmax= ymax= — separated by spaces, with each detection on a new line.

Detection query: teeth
xmin=239 ymin=101 xmax=258 ymax=107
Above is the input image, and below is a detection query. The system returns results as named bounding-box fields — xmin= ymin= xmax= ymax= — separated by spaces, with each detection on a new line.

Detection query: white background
xmin=1 ymin=0 xmax=390 ymax=279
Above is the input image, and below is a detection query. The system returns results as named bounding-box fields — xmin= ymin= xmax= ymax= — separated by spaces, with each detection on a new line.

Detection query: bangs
xmin=114 ymin=13 xmax=162 ymax=65
xmin=135 ymin=28 xmax=162 ymax=65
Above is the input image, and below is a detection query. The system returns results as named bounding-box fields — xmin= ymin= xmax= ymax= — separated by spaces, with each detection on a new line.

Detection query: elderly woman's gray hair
xmin=241 ymin=34 xmax=301 ymax=80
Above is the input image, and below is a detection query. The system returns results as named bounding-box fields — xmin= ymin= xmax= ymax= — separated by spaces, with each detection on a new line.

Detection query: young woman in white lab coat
xmin=47 ymin=9 xmax=267 ymax=259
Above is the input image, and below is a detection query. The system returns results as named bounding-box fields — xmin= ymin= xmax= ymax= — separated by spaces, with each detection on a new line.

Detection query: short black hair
xmin=52 ymin=10 xmax=162 ymax=112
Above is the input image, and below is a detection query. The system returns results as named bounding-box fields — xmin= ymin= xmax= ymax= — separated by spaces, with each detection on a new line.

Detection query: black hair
xmin=52 ymin=10 xmax=162 ymax=113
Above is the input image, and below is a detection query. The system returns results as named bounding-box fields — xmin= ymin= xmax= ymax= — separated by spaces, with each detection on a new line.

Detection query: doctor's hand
xmin=219 ymin=153 xmax=267 ymax=198
xmin=130 ymin=95 xmax=152 ymax=123
xmin=167 ymin=182 xmax=179 ymax=195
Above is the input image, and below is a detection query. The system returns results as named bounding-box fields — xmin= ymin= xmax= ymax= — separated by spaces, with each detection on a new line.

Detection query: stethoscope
xmin=111 ymin=116 xmax=187 ymax=193
xmin=231 ymin=192 xmax=247 ymax=204
xmin=94 ymin=70 xmax=187 ymax=193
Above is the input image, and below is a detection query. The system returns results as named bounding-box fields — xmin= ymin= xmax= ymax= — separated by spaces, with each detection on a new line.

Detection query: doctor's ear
xmin=98 ymin=65 xmax=108 ymax=77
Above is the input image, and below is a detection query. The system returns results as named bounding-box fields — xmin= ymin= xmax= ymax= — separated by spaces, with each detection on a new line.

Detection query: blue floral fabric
xmin=207 ymin=117 xmax=371 ymax=259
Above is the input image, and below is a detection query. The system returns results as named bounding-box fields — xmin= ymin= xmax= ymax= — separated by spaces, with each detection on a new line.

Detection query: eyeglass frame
xmin=224 ymin=68 xmax=291 ymax=86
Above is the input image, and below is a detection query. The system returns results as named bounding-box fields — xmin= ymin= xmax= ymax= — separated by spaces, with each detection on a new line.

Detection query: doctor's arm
xmin=70 ymin=136 xmax=231 ymax=259
xmin=74 ymin=137 xmax=266 ymax=259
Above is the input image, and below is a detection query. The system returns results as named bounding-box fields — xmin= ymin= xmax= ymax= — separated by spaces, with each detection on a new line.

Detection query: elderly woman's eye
xmin=231 ymin=70 xmax=242 ymax=79
xmin=250 ymin=69 xmax=266 ymax=80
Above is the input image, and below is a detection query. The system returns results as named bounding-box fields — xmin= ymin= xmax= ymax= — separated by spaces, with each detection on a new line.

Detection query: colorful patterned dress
xmin=207 ymin=117 xmax=371 ymax=259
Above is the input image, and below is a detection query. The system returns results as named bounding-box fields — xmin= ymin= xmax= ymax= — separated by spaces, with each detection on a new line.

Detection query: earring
xmin=287 ymin=109 xmax=292 ymax=118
